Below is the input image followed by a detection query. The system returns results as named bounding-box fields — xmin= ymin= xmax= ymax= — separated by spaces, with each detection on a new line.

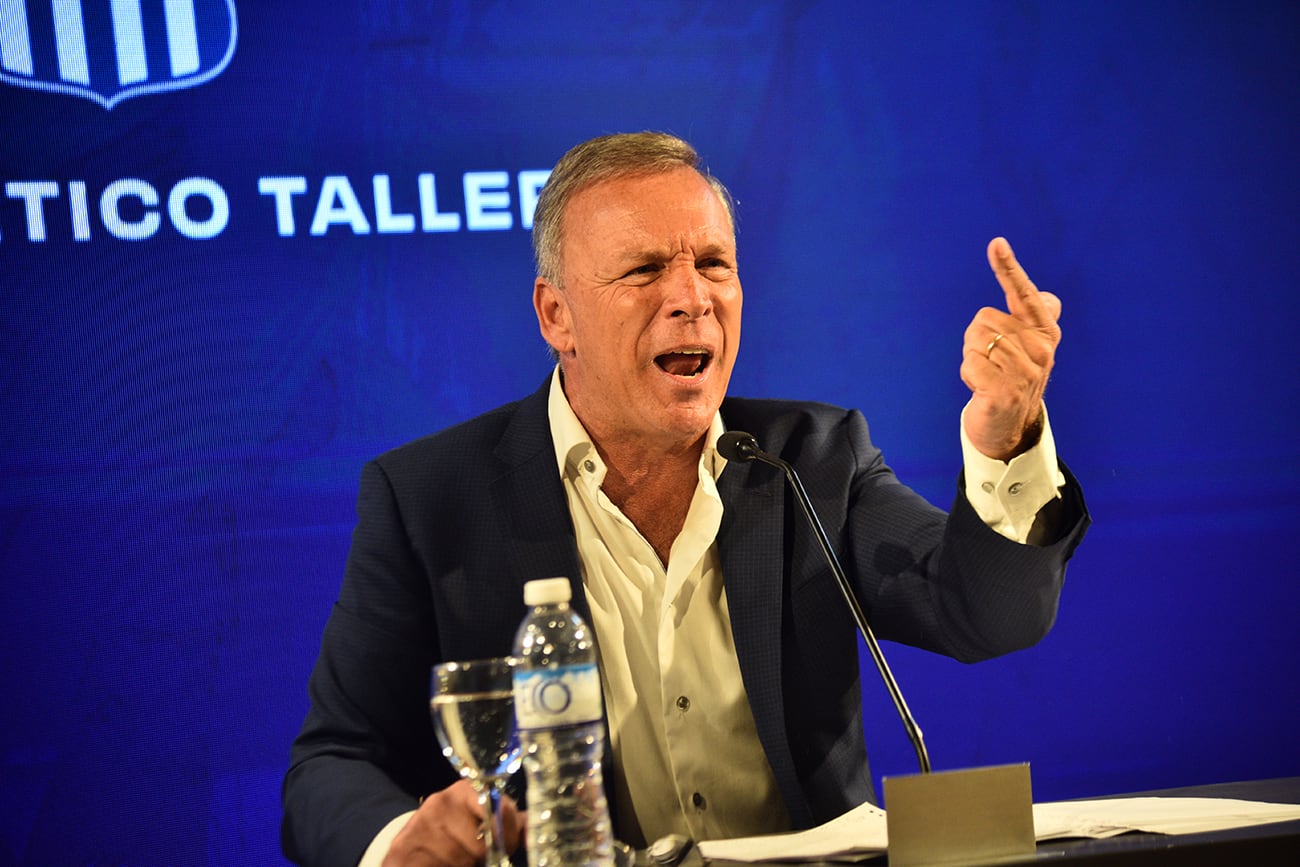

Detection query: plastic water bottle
xmin=512 ymin=577 xmax=614 ymax=866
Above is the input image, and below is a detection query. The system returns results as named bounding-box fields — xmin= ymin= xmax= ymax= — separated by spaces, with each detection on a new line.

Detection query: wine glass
xmin=430 ymin=657 xmax=523 ymax=867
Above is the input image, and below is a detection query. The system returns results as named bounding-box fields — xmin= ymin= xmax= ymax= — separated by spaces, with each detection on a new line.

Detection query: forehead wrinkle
xmin=627 ymin=218 xmax=734 ymax=258
xmin=563 ymin=170 xmax=737 ymax=280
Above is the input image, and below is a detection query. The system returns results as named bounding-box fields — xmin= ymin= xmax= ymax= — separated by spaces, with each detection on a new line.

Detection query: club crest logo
xmin=0 ymin=0 xmax=237 ymax=109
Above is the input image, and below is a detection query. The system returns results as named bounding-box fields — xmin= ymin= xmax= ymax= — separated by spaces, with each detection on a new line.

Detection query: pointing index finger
xmin=987 ymin=236 xmax=1054 ymax=327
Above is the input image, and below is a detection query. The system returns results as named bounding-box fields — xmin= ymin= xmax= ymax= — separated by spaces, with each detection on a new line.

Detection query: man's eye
xmin=699 ymin=258 xmax=732 ymax=271
xmin=622 ymin=263 xmax=660 ymax=278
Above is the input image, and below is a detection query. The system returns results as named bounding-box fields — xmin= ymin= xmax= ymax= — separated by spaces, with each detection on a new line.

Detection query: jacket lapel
xmin=716 ymin=452 xmax=812 ymax=827
xmin=489 ymin=377 xmax=585 ymax=614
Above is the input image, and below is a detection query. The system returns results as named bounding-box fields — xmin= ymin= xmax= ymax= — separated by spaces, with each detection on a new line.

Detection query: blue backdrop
xmin=2 ymin=2 xmax=1297 ymax=864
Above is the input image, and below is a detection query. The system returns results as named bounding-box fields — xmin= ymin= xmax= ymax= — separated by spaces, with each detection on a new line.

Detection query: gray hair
xmin=531 ymin=132 xmax=735 ymax=285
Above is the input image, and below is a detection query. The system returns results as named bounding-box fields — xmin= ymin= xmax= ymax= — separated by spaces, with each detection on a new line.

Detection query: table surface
xmin=684 ymin=777 xmax=1300 ymax=866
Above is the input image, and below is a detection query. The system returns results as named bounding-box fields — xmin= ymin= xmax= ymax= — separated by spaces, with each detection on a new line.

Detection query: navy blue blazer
xmin=282 ymin=378 xmax=1089 ymax=867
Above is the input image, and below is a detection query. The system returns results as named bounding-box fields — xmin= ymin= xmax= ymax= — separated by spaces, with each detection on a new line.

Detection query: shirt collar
xmin=546 ymin=366 xmax=729 ymax=483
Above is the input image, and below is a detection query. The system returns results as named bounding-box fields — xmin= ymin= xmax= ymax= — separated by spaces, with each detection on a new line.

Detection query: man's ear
xmin=534 ymin=277 xmax=574 ymax=356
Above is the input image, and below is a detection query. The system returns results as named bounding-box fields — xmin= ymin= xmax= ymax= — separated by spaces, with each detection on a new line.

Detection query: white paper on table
xmin=696 ymin=796 xmax=1300 ymax=863
xmin=697 ymin=800 xmax=887 ymax=862
xmin=1031 ymin=796 xmax=1300 ymax=840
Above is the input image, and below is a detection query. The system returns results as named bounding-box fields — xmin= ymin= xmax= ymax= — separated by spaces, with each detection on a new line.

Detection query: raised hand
xmin=960 ymin=237 xmax=1062 ymax=461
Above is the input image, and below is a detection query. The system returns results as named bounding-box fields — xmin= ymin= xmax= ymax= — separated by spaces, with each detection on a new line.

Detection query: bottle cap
xmin=523 ymin=577 xmax=572 ymax=606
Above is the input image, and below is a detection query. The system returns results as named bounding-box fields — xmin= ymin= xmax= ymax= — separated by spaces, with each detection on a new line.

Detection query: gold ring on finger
xmin=985 ymin=333 xmax=1005 ymax=359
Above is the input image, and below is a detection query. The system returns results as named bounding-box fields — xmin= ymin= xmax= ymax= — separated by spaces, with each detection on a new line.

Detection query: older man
xmin=282 ymin=132 xmax=1089 ymax=867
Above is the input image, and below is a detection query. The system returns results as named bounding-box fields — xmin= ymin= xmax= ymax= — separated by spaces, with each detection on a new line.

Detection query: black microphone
xmin=716 ymin=430 xmax=931 ymax=774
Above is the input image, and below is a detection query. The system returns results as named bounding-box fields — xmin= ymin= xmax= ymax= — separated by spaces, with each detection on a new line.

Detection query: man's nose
xmin=665 ymin=264 xmax=713 ymax=319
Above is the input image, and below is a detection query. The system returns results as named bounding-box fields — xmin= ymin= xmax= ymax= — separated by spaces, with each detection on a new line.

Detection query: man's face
xmin=534 ymin=167 xmax=742 ymax=453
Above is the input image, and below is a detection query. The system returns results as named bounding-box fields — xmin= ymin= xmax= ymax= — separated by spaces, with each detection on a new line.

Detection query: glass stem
xmin=479 ymin=782 xmax=508 ymax=865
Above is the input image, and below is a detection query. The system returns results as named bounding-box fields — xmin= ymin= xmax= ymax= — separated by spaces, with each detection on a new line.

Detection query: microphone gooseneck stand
xmin=716 ymin=430 xmax=931 ymax=774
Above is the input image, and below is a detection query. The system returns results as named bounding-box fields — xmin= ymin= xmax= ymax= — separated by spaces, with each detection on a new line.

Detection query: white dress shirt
xmin=547 ymin=371 xmax=790 ymax=847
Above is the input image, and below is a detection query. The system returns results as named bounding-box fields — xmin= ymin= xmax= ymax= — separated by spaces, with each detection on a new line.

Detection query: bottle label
xmin=512 ymin=662 xmax=603 ymax=730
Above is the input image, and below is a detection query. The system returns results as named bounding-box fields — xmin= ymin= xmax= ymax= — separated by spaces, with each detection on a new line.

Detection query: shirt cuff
xmin=960 ymin=401 xmax=1066 ymax=544
xmin=358 ymin=810 xmax=416 ymax=867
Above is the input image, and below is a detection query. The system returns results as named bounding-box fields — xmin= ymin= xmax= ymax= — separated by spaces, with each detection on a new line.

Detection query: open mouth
xmin=654 ymin=349 xmax=713 ymax=378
